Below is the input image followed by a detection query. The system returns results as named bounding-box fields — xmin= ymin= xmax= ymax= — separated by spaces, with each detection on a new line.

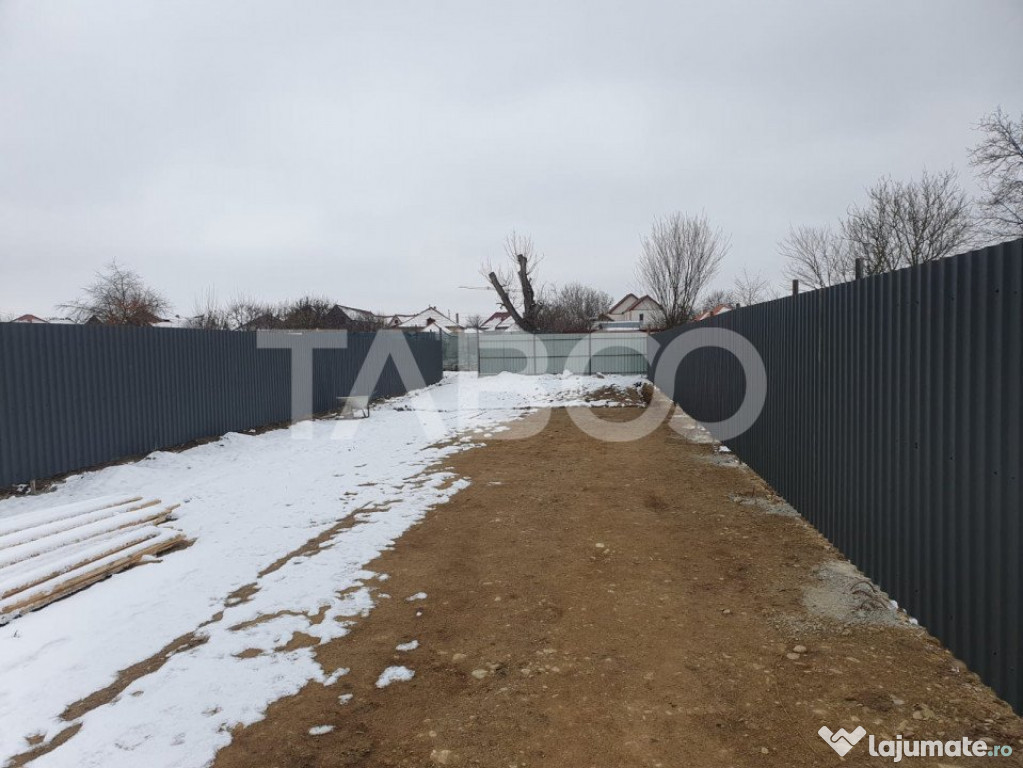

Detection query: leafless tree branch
xmin=780 ymin=225 xmax=856 ymax=290
xmin=731 ymin=267 xmax=771 ymax=306
xmin=970 ymin=107 xmax=1023 ymax=239
xmin=636 ymin=212 xmax=728 ymax=327
xmin=843 ymin=169 xmax=974 ymax=271
xmin=60 ymin=261 xmax=171 ymax=325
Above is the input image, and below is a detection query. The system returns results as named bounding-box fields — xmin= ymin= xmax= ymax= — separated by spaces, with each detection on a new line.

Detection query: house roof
xmin=480 ymin=311 xmax=520 ymax=330
xmin=12 ymin=314 xmax=49 ymax=324
xmin=609 ymin=294 xmax=663 ymax=314
xmin=334 ymin=304 xmax=377 ymax=318
xmin=397 ymin=307 xmax=460 ymax=329
xmin=608 ymin=293 xmax=640 ymax=314
xmin=624 ymin=295 xmax=662 ymax=312
xmin=691 ymin=304 xmax=733 ymax=322
xmin=85 ymin=310 xmax=169 ymax=326
xmin=482 ymin=311 xmax=510 ymax=324
xmin=239 ymin=313 xmax=282 ymax=331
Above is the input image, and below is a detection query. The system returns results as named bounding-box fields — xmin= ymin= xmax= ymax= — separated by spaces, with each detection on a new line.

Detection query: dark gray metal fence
xmin=0 ymin=325 xmax=442 ymax=488
xmin=650 ymin=238 xmax=1022 ymax=711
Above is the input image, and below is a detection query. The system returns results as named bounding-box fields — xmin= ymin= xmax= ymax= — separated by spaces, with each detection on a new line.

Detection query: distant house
xmin=238 ymin=313 xmax=283 ymax=331
xmin=331 ymin=304 xmax=382 ymax=329
xmin=239 ymin=304 xmax=380 ymax=331
xmin=479 ymin=311 xmax=520 ymax=332
xmin=594 ymin=294 xmax=664 ymax=330
xmin=390 ymin=307 xmax=462 ymax=335
xmin=691 ymin=304 xmax=733 ymax=322
xmin=84 ymin=310 xmax=170 ymax=327
xmin=11 ymin=314 xmax=49 ymax=324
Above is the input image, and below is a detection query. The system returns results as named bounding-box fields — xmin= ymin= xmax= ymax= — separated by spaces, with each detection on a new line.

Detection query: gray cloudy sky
xmin=1 ymin=0 xmax=1021 ymax=321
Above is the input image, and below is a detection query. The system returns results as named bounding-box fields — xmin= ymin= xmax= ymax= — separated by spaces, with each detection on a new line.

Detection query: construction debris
xmin=0 ymin=495 xmax=186 ymax=624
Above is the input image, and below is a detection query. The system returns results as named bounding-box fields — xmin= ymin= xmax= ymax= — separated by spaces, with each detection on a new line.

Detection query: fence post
xmin=792 ymin=279 xmax=799 ymax=296
xmin=855 ymin=258 xmax=864 ymax=280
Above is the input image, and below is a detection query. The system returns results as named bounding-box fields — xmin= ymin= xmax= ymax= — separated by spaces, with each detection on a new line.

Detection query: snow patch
xmin=375 ymin=665 xmax=415 ymax=688
xmin=0 ymin=373 xmax=646 ymax=768
xmin=322 ymin=668 xmax=349 ymax=686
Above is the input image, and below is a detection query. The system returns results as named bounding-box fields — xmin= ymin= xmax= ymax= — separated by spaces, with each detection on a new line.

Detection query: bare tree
xmin=222 ymin=296 xmax=279 ymax=330
xmin=636 ymin=212 xmax=728 ymax=327
xmin=483 ymin=231 xmax=544 ymax=333
xmin=349 ymin=310 xmax=388 ymax=332
xmin=696 ymin=288 xmax=732 ymax=314
xmin=780 ymin=225 xmax=856 ymax=290
xmin=539 ymin=282 xmax=613 ymax=333
xmin=280 ymin=296 xmax=346 ymax=329
xmin=463 ymin=313 xmax=485 ymax=331
xmin=731 ymin=267 xmax=771 ymax=306
xmin=970 ymin=107 xmax=1023 ymax=239
xmin=843 ymin=169 xmax=974 ymax=272
xmin=61 ymin=261 xmax=171 ymax=325
xmin=186 ymin=288 xmax=231 ymax=330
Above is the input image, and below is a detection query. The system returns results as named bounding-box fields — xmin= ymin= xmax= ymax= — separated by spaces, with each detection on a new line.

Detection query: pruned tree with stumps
xmin=483 ymin=232 xmax=544 ymax=333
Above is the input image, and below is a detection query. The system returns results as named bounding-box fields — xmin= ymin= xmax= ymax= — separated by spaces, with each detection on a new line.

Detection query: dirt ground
xmin=213 ymin=405 xmax=1023 ymax=768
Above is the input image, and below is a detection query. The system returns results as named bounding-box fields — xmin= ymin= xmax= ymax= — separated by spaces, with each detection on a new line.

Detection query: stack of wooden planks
xmin=0 ymin=495 xmax=186 ymax=624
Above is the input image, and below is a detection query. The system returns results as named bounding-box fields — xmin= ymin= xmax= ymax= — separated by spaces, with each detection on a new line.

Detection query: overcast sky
xmin=1 ymin=1 xmax=1021 ymax=321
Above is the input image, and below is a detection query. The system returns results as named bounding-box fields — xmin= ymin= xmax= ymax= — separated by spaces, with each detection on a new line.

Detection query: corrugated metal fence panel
xmin=0 ymin=326 xmax=442 ymax=488
xmin=478 ymin=332 xmax=539 ymax=375
xmin=478 ymin=332 xmax=650 ymax=376
xmin=440 ymin=333 xmax=479 ymax=371
xmin=649 ymin=238 xmax=1023 ymax=711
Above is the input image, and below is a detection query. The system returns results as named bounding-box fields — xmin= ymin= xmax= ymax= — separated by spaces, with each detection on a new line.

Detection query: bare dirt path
xmin=213 ymin=407 xmax=1022 ymax=768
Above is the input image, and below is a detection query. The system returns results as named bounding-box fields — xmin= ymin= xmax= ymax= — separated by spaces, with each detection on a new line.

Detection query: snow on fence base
xmin=0 ymin=496 xmax=186 ymax=624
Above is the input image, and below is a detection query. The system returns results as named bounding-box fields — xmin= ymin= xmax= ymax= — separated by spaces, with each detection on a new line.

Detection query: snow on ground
xmin=375 ymin=665 xmax=415 ymax=688
xmin=0 ymin=372 xmax=645 ymax=768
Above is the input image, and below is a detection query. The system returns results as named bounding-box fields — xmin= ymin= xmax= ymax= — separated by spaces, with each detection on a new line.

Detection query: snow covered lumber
xmin=0 ymin=494 xmax=142 ymax=538
xmin=0 ymin=497 xmax=186 ymax=624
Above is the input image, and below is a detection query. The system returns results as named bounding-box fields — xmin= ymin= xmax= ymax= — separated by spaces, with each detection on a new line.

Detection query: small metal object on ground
xmin=336 ymin=395 xmax=371 ymax=419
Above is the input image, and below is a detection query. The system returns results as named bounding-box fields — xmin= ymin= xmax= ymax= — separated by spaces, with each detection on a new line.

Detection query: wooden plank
xmin=0 ymin=531 xmax=188 ymax=623
xmin=0 ymin=498 xmax=160 ymax=550
xmin=0 ymin=495 xmax=142 ymax=538
xmin=0 ymin=526 xmax=164 ymax=600
xmin=0 ymin=504 xmax=178 ymax=571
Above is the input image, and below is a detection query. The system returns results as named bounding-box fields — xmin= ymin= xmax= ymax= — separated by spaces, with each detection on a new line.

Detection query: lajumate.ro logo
xmin=818 ymin=724 xmax=1014 ymax=761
